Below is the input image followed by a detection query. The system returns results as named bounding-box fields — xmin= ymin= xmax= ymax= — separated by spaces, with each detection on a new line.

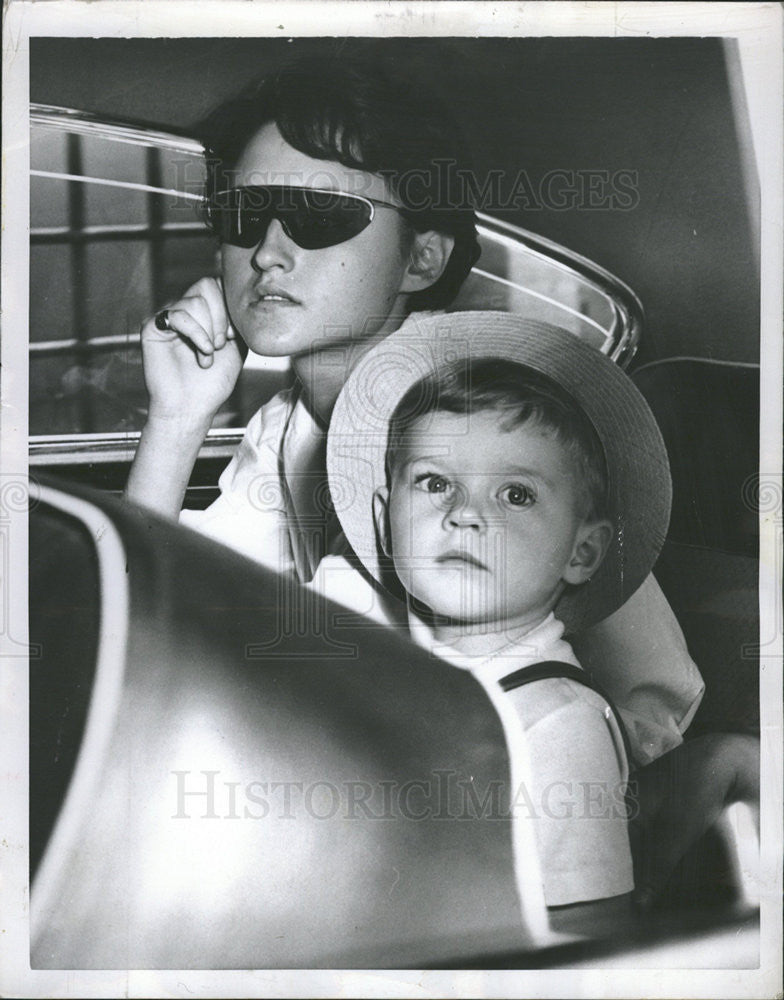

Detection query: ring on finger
xmin=154 ymin=309 xmax=171 ymax=331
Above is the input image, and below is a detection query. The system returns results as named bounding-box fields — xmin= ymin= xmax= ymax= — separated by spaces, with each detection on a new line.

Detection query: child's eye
xmin=501 ymin=483 xmax=536 ymax=508
xmin=414 ymin=472 xmax=453 ymax=496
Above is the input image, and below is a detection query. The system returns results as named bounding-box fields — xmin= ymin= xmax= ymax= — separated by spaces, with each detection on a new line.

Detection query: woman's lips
xmin=250 ymin=297 xmax=300 ymax=310
xmin=251 ymin=286 xmax=300 ymax=306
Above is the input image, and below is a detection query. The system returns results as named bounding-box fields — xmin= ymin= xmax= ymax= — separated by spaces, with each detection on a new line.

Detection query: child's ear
xmin=400 ymin=230 xmax=455 ymax=294
xmin=372 ymin=486 xmax=392 ymax=558
xmin=562 ymin=519 xmax=613 ymax=586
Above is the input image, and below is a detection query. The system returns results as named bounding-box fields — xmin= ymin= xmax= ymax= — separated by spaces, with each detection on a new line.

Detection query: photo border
xmin=2 ymin=3 xmax=781 ymax=997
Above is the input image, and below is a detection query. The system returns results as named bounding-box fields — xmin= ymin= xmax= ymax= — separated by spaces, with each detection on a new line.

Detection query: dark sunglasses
xmin=206 ymin=185 xmax=410 ymax=251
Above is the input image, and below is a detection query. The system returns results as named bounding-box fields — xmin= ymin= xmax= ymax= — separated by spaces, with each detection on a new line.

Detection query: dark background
xmin=30 ymin=35 xmax=759 ymax=368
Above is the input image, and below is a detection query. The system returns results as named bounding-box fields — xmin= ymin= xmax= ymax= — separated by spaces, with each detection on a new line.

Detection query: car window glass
xmin=30 ymin=115 xmax=237 ymax=437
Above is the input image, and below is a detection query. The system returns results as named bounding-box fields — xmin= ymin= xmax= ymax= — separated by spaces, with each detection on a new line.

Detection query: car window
xmin=30 ymin=108 xmax=229 ymax=439
xmin=29 ymin=106 xmax=642 ymax=457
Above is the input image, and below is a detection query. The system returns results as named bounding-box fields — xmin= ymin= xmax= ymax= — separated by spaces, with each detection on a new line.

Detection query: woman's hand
xmin=141 ymin=275 xmax=246 ymax=424
xmin=630 ymin=732 xmax=760 ymax=910
xmin=126 ymin=276 xmax=248 ymax=518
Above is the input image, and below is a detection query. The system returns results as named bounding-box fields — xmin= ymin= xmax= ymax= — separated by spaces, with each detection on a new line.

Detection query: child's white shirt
xmin=408 ymin=611 xmax=634 ymax=907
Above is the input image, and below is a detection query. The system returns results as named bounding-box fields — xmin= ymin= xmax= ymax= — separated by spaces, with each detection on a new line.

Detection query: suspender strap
xmin=499 ymin=660 xmax=634 ymax=769
xmin=500 ymin=660 xmax=589 ymax=692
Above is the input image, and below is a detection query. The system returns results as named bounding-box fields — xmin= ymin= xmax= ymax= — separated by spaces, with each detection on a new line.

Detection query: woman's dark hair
xmin=196 ymin=53 xmax=480 ymax=311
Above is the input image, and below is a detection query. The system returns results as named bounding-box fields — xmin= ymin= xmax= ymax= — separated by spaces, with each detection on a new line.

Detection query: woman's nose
xmin=250 ymin=217 xmax=295 ymax=273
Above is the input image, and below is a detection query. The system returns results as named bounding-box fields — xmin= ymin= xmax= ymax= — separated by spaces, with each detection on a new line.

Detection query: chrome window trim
xmin=473 ymin=212 xmax=643 ymax=367
xmin=31 ymin=104 xmax=204 ymax=156
xmin=29 ymin=429 xmax=245 ymax=466
xmin=30 ymin=333 xmax=142 ymax=356
xmin=31 ymin=169 xmax=204 ymax=202
xmin=31 ymin=221 xmax=206 ymax=242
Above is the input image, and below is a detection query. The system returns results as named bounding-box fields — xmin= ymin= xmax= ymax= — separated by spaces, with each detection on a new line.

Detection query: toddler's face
xmin=383 ymin=409 xmax=602 ymax=633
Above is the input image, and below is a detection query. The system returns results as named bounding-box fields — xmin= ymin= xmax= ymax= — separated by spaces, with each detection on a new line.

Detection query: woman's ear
xmin=372 ymin=486 xmax=392 ymax=558
xmin=562 ymin=519 xmax=613 ymax=587
xmin=400 ymin=230 xmax=455 ymax=294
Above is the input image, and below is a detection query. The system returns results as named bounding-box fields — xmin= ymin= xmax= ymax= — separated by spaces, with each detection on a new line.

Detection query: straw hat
xmin=327 ymin=311 xmax=671 ymax=633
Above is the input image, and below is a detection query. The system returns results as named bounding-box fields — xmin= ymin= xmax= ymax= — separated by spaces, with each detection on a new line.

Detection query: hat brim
xmin=327 ymin=312 xmax=671 ymax=634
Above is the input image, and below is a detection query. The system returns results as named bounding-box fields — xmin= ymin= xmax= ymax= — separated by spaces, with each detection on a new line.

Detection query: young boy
xmin=326 ymin=311 xmax=673 ymax=920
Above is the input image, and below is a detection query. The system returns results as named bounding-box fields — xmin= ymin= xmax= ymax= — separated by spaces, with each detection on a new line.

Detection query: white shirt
xmin=408 ymin=612 xmax=634 ymax=906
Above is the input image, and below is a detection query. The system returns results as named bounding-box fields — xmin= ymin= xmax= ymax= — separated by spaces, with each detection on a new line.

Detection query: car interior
xmin=25 ymin=35 xmax=765 ymax=971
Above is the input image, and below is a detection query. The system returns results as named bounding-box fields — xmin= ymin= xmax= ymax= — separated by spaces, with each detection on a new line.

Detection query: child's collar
xmin=407 ymin=607 xmax=578 ymax=680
